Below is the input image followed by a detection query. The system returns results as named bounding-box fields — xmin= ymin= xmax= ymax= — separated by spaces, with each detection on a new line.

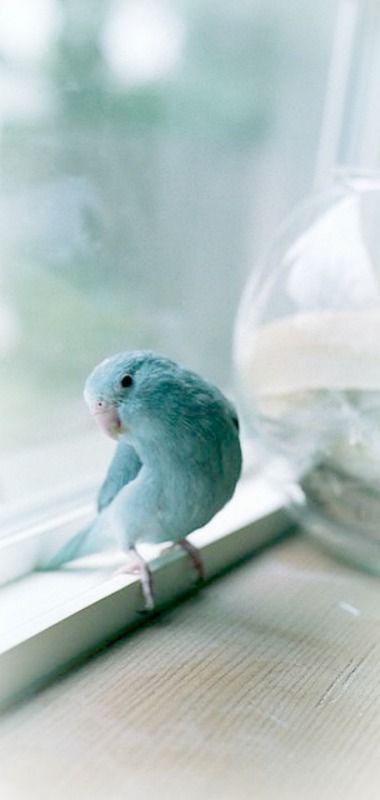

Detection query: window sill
xmin=0 ymin=471 xmax=293 ymax=710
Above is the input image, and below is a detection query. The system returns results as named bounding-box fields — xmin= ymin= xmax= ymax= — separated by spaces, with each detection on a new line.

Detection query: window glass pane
xmin=0 ymin=0 xmax=339 ymax=509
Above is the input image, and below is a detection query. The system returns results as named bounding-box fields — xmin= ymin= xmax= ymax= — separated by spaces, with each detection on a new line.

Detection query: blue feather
xmin=46 ymin=351 xmax=242 ymax=573
xmin=44 ymin=518 xmax=113 ymax=569
xmin=97 ymin=440 xmax=141 ymax=511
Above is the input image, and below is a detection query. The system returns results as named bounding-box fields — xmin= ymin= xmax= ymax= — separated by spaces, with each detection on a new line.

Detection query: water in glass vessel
xmin=234 ymin=170 xmax=380 ymax=572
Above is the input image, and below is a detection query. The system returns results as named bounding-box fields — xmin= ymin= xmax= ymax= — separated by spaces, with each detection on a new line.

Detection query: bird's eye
xmin=120 ymin=374 xmax=133 ymax=388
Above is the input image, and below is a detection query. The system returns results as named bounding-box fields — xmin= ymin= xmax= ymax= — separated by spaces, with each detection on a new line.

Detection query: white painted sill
xmin=0 ymin=471 xmax=292 ymax=711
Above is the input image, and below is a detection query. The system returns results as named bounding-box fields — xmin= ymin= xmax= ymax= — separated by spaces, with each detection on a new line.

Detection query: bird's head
xmin=84 ymin=350 xmax=178 ymax=441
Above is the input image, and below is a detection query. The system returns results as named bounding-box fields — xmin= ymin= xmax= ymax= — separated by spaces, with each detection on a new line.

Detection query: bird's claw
xmin=113 ymin=551 xmax=155 ymax=611
xmin=178 ymin=539 xmax=205 ymax=583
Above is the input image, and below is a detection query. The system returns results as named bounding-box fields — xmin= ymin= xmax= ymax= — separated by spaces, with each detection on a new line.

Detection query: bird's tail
xmin=42 ymin=516 xmax=111 ymax=570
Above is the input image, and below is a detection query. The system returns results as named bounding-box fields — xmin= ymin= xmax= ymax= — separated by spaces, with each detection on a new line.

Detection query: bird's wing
xmin=42 ymin=441 xmax=141 ymax=569
xmin=97 ymin=440 xmax=142 ymax=511
xmin=182 ymin=395 xmax=240 ymax=469
xmin=224 ymin=396 xmax=240 ymax=432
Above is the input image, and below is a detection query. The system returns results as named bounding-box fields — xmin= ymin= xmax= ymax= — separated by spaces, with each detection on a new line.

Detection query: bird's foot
xmin=113 ymin=548 xmax=155 ymax=611
xmin=178 ymin=539 xmax=205 ymax=582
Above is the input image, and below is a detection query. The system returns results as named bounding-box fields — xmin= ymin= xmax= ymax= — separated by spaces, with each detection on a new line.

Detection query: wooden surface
xmin=0 ymin=536 xmax=379 ymax=800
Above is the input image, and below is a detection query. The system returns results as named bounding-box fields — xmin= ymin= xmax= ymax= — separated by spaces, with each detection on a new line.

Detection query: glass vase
xmin=235 ymin=168 xmax=380 ymax=572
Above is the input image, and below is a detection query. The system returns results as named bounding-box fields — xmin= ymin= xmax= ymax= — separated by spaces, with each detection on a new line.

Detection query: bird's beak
xmin=87 ymin=399 xmax=124 ymax=440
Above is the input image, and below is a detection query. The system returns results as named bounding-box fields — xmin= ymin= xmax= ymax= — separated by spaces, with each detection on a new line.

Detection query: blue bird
xmin=46 ymin=351 xmax=242 ymax=608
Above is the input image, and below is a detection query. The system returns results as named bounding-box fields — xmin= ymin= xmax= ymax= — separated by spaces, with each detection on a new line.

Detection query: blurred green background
xmin=0 ymin=0 xmax=339 ymax=451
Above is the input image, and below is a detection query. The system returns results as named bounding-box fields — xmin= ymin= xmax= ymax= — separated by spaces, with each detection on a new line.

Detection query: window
xmin=0 ymin=0 xmax=340 ymax=515
xmin=2 ymin=0 xmax=372 ymax=706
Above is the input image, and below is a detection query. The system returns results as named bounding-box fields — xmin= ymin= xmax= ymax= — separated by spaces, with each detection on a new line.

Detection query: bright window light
xmin=102 ymin=0 xmax=185 ymax=85
xmin=0 ymin=0 xmax=62 ymax=62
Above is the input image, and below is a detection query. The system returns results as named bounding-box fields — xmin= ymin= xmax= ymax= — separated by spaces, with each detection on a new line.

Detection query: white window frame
xmin=0 ymin=466 xmax=292 ymax=711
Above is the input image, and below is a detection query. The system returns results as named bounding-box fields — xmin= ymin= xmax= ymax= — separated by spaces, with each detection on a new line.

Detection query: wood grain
xmin=0 ymin=537 xmax=379 ymax=800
